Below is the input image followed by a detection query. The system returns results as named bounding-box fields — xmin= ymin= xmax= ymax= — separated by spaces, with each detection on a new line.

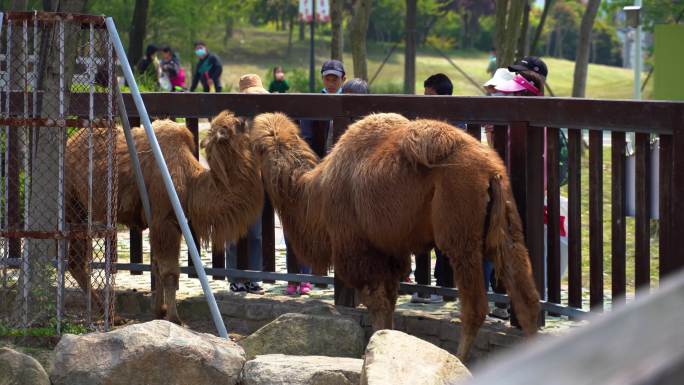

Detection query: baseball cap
xmin=321 ymin=60 xmax=345 ymax=78
xmin=508 ymin=56 xmax=548 ymax=78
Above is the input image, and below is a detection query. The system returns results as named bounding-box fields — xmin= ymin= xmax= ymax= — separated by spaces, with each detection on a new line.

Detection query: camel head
xmin=201 ymin=110 xmax=256 ymax=189
xmin=201 ymin=110 xmax=248 ymax=151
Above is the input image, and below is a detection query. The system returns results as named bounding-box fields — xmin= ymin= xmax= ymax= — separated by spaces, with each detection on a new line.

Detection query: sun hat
xmin=494 ymin=74 xmax=541 ymax=96
xmin=508 ymin=56 xmax=548 ymax=78
xmin=483 ymin=68 xmax=515 ymax=88
xmin=320 ymin=59 xmax=345 ymax=78
xmin=239 ymin=74 xmax=268 ymax=94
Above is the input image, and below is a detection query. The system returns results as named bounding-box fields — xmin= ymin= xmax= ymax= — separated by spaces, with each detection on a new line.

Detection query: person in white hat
xmin=483 ymin=68 xmax=514 ymax=95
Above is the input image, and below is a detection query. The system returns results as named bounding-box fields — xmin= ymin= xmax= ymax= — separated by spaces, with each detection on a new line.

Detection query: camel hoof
xmin=111 ymin=315 xmax=128 ymax=326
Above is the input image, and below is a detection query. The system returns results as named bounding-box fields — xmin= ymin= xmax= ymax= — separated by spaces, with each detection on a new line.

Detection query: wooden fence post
xmin=262 ymin=195 xmax=276 ymax=283
xmin=668 ymin=114 xmax=684 ymax=276
xmin=589 ymin=130 xmax=604 ymax=311
xmin=186 ymin=118 xmax=200 ymax=278
xmin=510 ymin=122 xmax=545 ymax=326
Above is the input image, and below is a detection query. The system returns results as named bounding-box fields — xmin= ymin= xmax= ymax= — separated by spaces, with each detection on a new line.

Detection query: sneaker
xmin=246 ymin=281 xmax=265 ymax=294
xmin=285 ymin=283 xmax=298 ymax=296
xmin=299 ymin=282 xmax=312 ymax=295
xmin=490 ymin=307 xmax=510 ymax=320
xmin=230 ymin=282 xmax=247 ymax=293
xmin=410 ymin=292 xmax=432 ymax=303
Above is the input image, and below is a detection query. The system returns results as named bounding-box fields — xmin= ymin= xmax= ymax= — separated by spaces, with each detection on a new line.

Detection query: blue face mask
xmin=195 ymin=48 xmax=207 ymax=57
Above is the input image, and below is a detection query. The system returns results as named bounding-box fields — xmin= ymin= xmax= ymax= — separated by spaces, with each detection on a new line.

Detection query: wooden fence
xmin=116 ymin=93 xmax=684 ymax=319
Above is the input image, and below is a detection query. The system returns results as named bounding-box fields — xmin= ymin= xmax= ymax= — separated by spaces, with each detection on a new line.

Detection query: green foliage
xmin=284 ymin=68 xmax=324 ymax=93
xmin=605 ymin=0 xmax=684 ymax=32
xmin=0 ymin=319 xmax=88 ymax=337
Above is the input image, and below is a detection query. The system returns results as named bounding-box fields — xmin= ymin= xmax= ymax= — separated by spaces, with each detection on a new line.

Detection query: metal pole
xmin=105 ymin=17 xmax=228 ymax=339
xmin=56 ymin=19 xmax=65 ymax=335
xmin=0 ymin=12 xmax=6 ymax=290
xmin=105 ymin=27 xmax=114 ymax=332
xmin=309 ymin=0 xmax=316 ymax=93
xmin=114 ymin=86 xmax=152 ymax=226
xmin=634 ymin=0 xmax=642 ymax=101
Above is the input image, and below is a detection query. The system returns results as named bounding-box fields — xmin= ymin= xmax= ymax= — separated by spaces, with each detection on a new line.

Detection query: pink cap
xmin=494 ymin=74 xmax=541 ymax=96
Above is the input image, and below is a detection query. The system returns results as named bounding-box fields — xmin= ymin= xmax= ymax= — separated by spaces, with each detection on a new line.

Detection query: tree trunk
xmin=530 ymin=0 xmax=554 ymax=56
xmin=404 ymin=0 xmax=417 ymax=94
xmin=330 ymin=0 xmax=344 ymax=61
xmin=572 ymin=0 xmax=602 ymax=98
xmin=517 ymin=0 xmax=531 ymax=59
xmin=350 ymin=0 xmax=372 ymax=80
xmin=127 ymin=0 xmax=149 ymax=67
xmin=299 ymin=20 xmax=305 ymax=41
xmin=461 ymin=11 xmax=470 ymax=49
xmin=223 ymin=16 xmax=234 ymax=45
xmin=287 ymin=14 xmax=294 ymax=57
xmin=28 ymin=0 xmax=89 ymax=317
xmin=495 ymin=0 xmax=525 ymax=67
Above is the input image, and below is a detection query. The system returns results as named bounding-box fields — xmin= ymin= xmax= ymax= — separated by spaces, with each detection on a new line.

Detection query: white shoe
xmin=490 ymin=307 xmax=510 ymax=320
xmin=427 ymin=294 xmax=444 ymax=303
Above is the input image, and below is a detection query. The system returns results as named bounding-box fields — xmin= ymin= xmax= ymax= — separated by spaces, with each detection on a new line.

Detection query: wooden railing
xmin=116 ymin=93 xmax=684 ymax=318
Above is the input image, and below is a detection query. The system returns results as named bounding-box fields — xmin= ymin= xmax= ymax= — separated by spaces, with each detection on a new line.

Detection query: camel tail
xmin=485 ymin=174 xmax=541 ymax=336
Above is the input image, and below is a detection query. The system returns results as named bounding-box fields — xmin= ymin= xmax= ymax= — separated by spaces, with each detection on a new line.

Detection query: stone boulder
xmin=361 ymin=330 xmax=471 ymax=385
xmin=0 ymin=347 xmax=50 ymax=385
xmin=240 ymin=354 xmax=362 ymax=385
xmin=50 ymin=320 xmax=245 ymax=385
xmin=239 ymin=312 xmax=365 ymax=360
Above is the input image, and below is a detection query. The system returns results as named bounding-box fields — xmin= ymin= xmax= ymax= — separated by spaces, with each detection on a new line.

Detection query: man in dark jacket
xmin=190 ymin=41 xmax=223 ymax=92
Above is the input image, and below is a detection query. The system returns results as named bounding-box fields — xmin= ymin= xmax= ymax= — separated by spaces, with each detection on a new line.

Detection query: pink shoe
xmin=286 ymin=284 xmax=298 ymax=295
xmin=299 ymin=282 xmax=312 ymax=295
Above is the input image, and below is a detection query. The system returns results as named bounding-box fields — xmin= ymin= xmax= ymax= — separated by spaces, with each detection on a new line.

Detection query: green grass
xmin=207 ymin=26 xmax=651 ymax=99
xmin=561 ymin=144 xmax=659 ymax=296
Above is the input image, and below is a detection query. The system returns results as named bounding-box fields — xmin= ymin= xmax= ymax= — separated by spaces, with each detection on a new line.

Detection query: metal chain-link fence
xmin=0 ymin=12 xmax=117 ymax=333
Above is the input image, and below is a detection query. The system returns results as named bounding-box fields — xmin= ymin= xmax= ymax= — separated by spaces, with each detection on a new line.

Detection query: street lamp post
xmin=624 ymin=3 xmax=642 ymax=100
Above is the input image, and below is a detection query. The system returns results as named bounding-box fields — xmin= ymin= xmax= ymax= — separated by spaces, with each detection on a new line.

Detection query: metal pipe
xmin=56 ymin=19 xmax=65 ymax=334
xmin=1 ymin=12 xmax=7 ymax=290
xmin=85 ymin=22 xmax=95 ymax=328
xmin=19 ymin=20 xmax=29 ymax=328
xmin=104 ymin=30 xmax=114 ymax=331
xmin=114 ymin=88 xmax=152 ymax=226
xmin=105 ymin=17 xmax=228 ymax=339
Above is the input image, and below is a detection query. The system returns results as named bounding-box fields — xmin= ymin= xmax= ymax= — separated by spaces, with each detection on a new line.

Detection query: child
xmin=268 ymin=66 xmax=290 ymax=93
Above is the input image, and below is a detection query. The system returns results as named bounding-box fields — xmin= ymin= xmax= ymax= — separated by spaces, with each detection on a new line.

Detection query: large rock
xmin=361 ymin=330 xmax=471 ymax=385
xmin=240 ymin=354 xmax=362 ymax=385
xmin=239 ymin=312 xmax=365 ymax=360
xmin=50 ymin=320 xmax=245 ymax=385
xmin=0 ymin=347 xmax=50 ymax=385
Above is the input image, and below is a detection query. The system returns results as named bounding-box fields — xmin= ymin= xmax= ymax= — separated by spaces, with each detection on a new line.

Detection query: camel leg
xmin=359 ymin=279 xmax=399 ymax=331
xmin=149 ymin=222 xmax=182 ymax=325
xmin=151 ymin=259 xmax=166 ymax=319
xmin=67 ymin=237 xmax=105 ymax=313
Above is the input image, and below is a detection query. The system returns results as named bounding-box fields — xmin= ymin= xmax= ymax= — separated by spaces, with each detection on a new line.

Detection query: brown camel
xmin=250 ymin=112 xmax=540 ymax=359
xmin=66 ymin=110 xmax=264 ymax=324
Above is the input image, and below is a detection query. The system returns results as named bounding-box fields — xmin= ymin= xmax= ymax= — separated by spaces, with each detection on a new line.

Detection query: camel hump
xmin=399 ymin=119 xmax=460 ymax=167
xmin=250 ymin=112 xmax=301 ymax=153
xmin=151 ymin=119 xmax=195 ymax=151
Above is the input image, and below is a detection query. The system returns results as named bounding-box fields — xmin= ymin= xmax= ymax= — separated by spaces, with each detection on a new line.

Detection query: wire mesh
xmin=0 ymin=12 xmax=117 ymax=333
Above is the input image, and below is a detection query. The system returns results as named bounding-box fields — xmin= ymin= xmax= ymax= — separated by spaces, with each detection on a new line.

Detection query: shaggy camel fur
xmin=251 ymin=112 xmax=540 ymax=359
xmin=66 ymin=111 xmax=263 ymax=324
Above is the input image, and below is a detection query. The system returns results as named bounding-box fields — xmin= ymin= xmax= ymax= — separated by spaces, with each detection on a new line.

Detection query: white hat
xmin=483 ymin=68 xmax=515 ymax=88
